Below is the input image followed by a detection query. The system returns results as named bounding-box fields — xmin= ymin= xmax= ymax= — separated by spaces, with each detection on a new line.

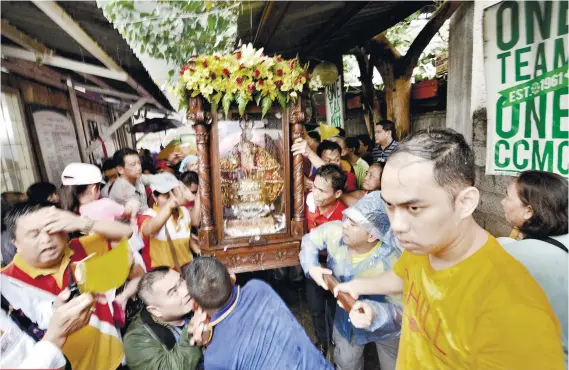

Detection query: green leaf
xmin=237 ymin=93 xmax=248 ymax=117
xmin=276 ymin=91 xmax=287 ymax=109
xmin=222 ymin=92 xmax=233 ymax=119
xmin=261 ymin=96 xmax=272 ymax=119
xmin=212 ymin=91 xmax=223 ymax=105
xmin=255 ymin=94 xmax=262 ymax=106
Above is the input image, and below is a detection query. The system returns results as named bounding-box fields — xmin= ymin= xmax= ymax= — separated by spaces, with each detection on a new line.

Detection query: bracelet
xmin=80 ymin=217 xmax=95 ymax=235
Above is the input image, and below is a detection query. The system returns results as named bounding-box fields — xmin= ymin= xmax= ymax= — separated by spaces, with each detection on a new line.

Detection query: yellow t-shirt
xmin=351 ymin=241 xmax=381 ymax=266
xmin=392 ymin=234 xmax=564 ymax=369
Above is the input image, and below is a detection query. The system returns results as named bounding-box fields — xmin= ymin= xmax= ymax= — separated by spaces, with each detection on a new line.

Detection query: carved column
xmin=189 ymin=97 xmax=216 ymax=248
xmin=289 ymin=98 xmax=305 ymax=238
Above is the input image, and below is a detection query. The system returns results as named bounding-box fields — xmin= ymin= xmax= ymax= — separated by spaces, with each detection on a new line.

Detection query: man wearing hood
xmin=300 ymin=191 xmax=402 ymax=370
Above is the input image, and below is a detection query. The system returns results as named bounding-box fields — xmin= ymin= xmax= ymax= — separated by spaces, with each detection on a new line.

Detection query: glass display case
xmin=218 ymin=112 xmax=287 ymax=238
xmin=189 ymin=96 xmax=307 ymax=273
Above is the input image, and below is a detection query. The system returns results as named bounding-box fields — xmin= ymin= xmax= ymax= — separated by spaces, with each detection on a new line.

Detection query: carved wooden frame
xmin=189 ymin=95 xmax=306 ymax=272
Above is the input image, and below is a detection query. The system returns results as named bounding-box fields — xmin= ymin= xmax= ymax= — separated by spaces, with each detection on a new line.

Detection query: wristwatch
xmin=80 ymin=216 xmax=95 ymax=235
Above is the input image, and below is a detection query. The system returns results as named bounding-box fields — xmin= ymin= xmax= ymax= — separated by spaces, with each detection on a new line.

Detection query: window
xmin=1 ymin=90 xmax=37 ymax=192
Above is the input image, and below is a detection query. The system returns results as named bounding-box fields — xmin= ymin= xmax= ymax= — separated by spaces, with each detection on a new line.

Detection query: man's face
xmin=13 ymin=208 xmax=67 ymax=269
xmin=357 ymin=140 xmax=367 ymax=155
xmin=320 ymin=149 xmax=341 ymax=167
xmin=342 ymin=216 xmax=374 ymax=247
xmin=118 ymin=155 xmax=142 ymax=181
xmin=312 ymin=175 xmax=341 ymax=209
xmin=329 ymin=137 xmax=348 ymax=157
xmin=362 ymin=164 xmax=382 ymax=192
xmin=374 ymin=125 xmax=391 ymax=146
xmin=147 ymin=270 xmax=194 ymax=321
xmin=381 ymin=153 xmax=461 ymax=255
xmin=104 ymin=168 xmax=118 ymax=184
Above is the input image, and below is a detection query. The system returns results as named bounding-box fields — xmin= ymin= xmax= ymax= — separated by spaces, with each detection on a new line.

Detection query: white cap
xmin=150 ymin=172 xmax=182 ymax=194
xmin=61 ymin=163 xmax=104 ymax=186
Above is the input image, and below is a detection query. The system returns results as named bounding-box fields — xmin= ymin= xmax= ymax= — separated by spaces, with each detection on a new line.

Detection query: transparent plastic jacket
xmin=300 ymin=191 xmax=403 ymax=345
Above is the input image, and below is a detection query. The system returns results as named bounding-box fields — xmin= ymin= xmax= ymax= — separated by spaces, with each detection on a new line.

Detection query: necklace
xmin=203 ymin=286 xmax=241 ymax=345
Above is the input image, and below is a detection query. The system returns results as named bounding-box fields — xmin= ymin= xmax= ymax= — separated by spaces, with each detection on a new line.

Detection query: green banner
xmin=499 ymin=65 xmax=568 ymax=107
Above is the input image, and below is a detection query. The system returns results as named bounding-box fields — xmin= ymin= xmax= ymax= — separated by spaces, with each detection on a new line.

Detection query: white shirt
xmin=0 ymin=309 xmax=66 ymax=369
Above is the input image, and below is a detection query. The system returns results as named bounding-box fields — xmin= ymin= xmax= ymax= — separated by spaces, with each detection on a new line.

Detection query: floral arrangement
xmin=173 ymin=43 xmax=309 ymax=118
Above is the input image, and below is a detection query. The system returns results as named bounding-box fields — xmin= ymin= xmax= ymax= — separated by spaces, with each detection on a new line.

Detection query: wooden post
xmin=66 ymin=77 xmax=89 ymax=162
xmin=190 ymin=96 xmax=217 ymax=248
xmin=290 ymin=97 xmax=305 ymax=237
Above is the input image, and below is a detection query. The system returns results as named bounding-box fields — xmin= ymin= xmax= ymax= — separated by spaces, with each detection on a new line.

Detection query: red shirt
xmin=305 ymin=198 xmax=347 ymax=232
xmin=344 ymin=171 xmax=357 ymax=192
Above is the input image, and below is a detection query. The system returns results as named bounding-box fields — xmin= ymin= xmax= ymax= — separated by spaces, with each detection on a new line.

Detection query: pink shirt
xmin=79 ymin=198 xmax=125 ymax=221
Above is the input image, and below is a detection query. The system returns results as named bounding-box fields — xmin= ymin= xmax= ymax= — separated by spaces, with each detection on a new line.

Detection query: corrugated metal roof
xmin=237 ymin=1 xmax=429 ymax=59
xmin=1 ymin=1 xmax=173 ymax=111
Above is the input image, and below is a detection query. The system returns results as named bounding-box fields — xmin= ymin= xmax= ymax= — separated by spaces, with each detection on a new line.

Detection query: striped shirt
xmin=371 ymin=140 xmax=399 ymax=163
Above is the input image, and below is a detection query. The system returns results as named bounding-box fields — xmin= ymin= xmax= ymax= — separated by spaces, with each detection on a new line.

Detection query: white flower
xmin=241 ymin=43 xmax=264 ymax=68
xmin=306 ymin=192 xmax=316 ymax=213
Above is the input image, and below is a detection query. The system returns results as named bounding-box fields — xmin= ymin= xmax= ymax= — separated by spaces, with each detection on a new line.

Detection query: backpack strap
xmin=1 ymin=294 xmax=45 ymax=341
xmin=525 ymin=236 xmax=568 ymax=253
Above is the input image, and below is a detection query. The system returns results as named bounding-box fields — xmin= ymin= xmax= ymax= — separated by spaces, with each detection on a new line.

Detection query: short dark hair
xmin=357 ymin=134 xmax=373 ymax=148
xmin=515 ymin=170 xmax=568 ymax=238
xmin=137 ymin=266 xmax=171 ymax=306
xmin=376 ymin=120 xmax=398 ymax=141
xmin=315 ymin=164 xmax=346 ymax=192
xmin=307 ymin=131 xmax=321 ymax=143
xmin=316 ymin=140 xmax=342 ymax=158
xmin=102 ymin=158 xmax=117 ymax=172
xmin=113 ymin=148 xmax=139 ymax=167
xmin=390 ymin=129 xmax=474 ymax=196
xmin=345 ymin=137 xmax=360 ymax=152
xmin=185 ymin=257 xmax=232 ymax=310
xmin=26 ymin=182 xmax=57 ymax=204
xmin=337 ymin=128 xmax=346 ymax=138
xmin=180 ymin=171 xmax=199 ymax=186
xmin=5 ymin=202 xmax=52 ymax=239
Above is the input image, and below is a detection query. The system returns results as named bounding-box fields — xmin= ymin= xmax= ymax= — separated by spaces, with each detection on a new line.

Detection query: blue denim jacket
xmin=204 ymin=280 xmax=333 ymax=370
xmin=300 ymin=221 xmax=403 ymax=346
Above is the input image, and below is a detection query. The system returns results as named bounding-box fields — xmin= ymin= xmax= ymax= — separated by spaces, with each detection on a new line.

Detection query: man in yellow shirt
xmin=335 ymin=129 xmax=564 ymax=369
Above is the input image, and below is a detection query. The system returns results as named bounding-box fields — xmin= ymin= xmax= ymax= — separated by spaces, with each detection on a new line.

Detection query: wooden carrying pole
xmin=322 ymin=274 xmax=363 ymax=313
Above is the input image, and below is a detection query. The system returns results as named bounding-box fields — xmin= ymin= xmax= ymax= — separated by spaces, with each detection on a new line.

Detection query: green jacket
xmin=124 ymin=309 xmax=202 ymax=370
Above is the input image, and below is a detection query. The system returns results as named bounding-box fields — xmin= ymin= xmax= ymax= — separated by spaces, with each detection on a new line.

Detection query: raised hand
xmin=41 ymin=207 xmax=86 ymax=234
xmin=308 ymin=266 xmax=333 ymax=290
xmin=291 ymin=138 xmax=309 ymax=157
xmin=348 ymin=301 xmax=375 ymax=329
xmin=44 ymin=293 xmax=95 ymax=348
xmin=333 ymin=280 xmax=361 ymax=300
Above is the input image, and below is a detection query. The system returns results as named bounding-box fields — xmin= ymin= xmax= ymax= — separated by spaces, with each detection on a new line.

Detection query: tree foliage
xmin=343 ymin=9 xmax=449 ymax=89
xmin=97 ymin=0 xmax=240 ymax=78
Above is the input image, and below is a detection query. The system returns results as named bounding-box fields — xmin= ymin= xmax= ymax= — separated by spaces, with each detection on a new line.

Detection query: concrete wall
xmin=447 ymin=0 xmax=514 ymax=237
xmin=471 ymin=108 xmax=514 ymax=236
xmin=411 ymin=111 xmax=446 ymax=133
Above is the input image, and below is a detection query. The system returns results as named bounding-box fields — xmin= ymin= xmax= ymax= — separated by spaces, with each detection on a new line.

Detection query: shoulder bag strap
xmin=525 ymin=236 xmax=568 ymax=253
xmin=164 ymin=225 xmax=182 ymax=272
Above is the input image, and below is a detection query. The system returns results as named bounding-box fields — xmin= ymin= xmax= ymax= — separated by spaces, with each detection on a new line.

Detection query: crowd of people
xmin=0 ymin=121 xmax=567 ymax=370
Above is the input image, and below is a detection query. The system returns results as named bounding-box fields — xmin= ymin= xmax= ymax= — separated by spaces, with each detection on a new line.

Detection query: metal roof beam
xmin=1 ymin=20 xmax=52 ymax=55
xmin=2 ymin=46 xmax=129 ymax=81
xmin=253 ymin=1 xmax=291 ymax=50
xmin=32 ymin=1 xmax=122 ymax=72
xmin=85 ymin=97 xmax=148 ymax=154
xmin=32 ymin=0 xmax=166 ymax=111
xmin=74 ymin=83 xmax=141 ymax=101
